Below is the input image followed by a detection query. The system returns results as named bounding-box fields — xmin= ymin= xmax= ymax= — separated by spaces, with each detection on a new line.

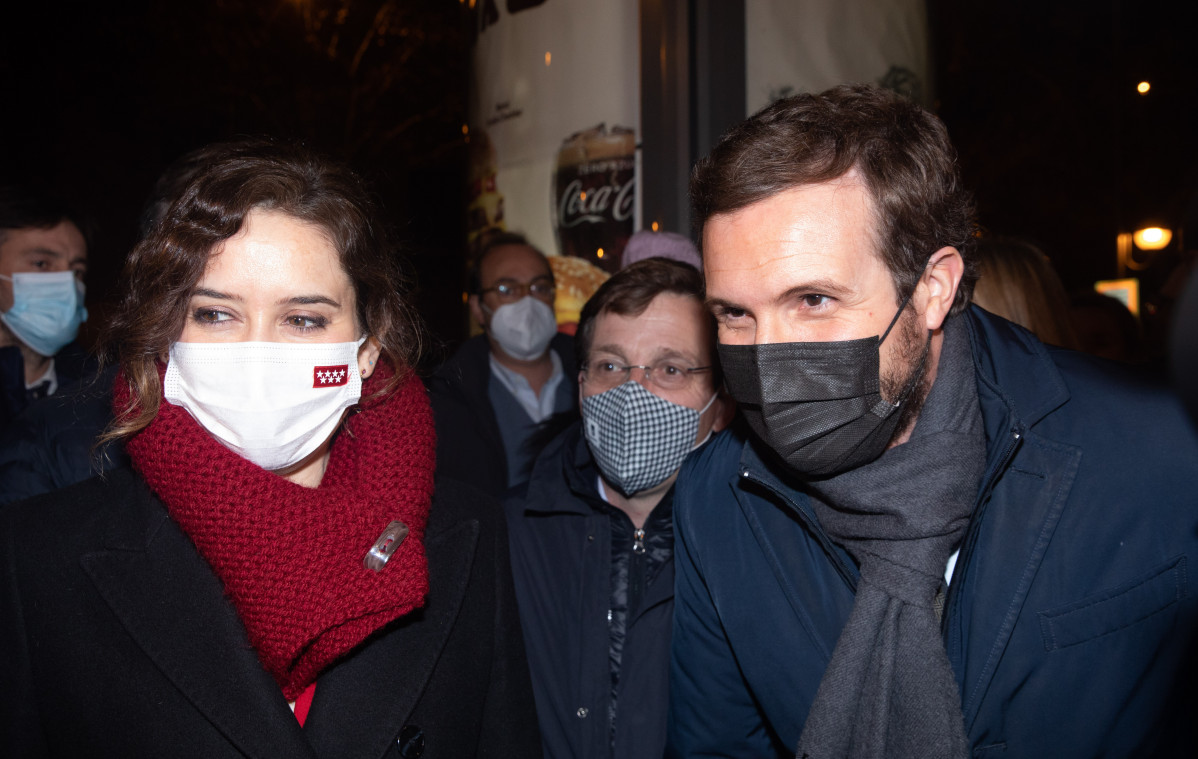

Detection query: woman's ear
xmin=358 ymin=336 xmax=383 ymax=378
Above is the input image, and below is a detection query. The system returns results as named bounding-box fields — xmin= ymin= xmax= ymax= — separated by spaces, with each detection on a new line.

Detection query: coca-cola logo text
xmin=558 ymin=176 xmax=635 ymax=229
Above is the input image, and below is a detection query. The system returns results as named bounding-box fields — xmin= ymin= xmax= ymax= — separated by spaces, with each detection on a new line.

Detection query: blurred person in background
xmin=0 ymin=185 xmax=90 ymax=430
xmin=0 ymin=142 xmax=259 ymax=505
xmin=1069 ymin=290 xmax=1144 ymax=364
xmin=0 ymin=140 xmax=539 ymax=757
xmin=505 ymin=258 xmax=732 ymax=759
xmin=428 ymin=231 xmax=577 ymax=496
xmin=971 ymin=236 xmax=1079 ymax=349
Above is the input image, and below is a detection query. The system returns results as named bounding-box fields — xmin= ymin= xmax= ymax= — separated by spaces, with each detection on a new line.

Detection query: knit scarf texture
xmin=795 ymin=316 xmax=986 ymax=759
xmin=122 ymin=362 xmax=436 ymax=701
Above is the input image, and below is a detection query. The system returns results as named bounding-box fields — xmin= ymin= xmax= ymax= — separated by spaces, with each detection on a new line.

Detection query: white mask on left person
xmin=163 ymin=339 xmax=366 ymax=471
xmin=484 ymin=295 xmax=558 ymax=361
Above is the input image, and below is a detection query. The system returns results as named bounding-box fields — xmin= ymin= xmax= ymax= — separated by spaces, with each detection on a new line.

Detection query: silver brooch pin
xmin=363 ymin=520 xmax=409 ymax=572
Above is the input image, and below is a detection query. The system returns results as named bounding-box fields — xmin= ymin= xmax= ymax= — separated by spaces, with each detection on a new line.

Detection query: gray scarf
xmin=796 ymin=316 xmax=986 ymax=759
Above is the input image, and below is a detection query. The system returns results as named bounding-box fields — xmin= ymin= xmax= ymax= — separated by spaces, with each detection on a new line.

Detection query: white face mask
xmin=163 ymin=339 xmax=366 ymax=471
xmin=484 ymin=296 xmax=558 ymax=361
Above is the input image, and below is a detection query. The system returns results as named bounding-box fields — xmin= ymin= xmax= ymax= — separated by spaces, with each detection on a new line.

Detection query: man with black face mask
xmin=668 ymin=84 xmax=1198 ymax=759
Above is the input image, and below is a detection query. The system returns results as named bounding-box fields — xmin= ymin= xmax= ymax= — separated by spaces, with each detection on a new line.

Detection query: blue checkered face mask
xmin=581 ymin=380 xmax=717 ymax=496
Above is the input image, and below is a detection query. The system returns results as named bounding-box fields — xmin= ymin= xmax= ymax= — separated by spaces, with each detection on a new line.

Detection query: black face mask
xmin=718 ymin=296 xmax=929 ymax=479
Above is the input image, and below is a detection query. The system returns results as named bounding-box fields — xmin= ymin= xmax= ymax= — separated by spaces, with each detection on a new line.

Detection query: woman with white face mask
xmin=0 ymin=140 xmax=540 ymax=758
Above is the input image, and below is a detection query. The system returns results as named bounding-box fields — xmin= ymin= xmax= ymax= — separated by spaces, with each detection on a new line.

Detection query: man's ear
xmin=710 ymin=389 xmax=737 ymax=433
xmin=918 ymin=246 xmax=964 ymax=331
xmin=358 ymin=336 xmax=383 ymax=378
xmin=468 ymin=294 xmax=486 ymax=332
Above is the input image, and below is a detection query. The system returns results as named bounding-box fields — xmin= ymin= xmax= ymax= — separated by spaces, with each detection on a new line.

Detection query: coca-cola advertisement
xmin=468 ymin=0 xmax=637 ymax=320
xmin=553 ymin=124 xmax=635 ymax=274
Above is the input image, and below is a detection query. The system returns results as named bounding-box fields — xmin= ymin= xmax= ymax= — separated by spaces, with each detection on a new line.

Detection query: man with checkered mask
xmin=503 ymin=257 xmax=733 ymax=759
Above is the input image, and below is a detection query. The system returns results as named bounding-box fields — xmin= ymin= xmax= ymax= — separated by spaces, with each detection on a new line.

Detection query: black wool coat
xmin=0 ymin=469 xmax=541 ymax=759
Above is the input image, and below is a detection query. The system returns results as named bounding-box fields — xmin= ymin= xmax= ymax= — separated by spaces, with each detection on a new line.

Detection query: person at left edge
xmin=0 ymin=185 xmax=90 ymax=431
xmin=0 ymin=140 xmax=541 ymax=758
xmin=428 ymin=231 xmax=578 ymax=497
xmin=505 ymin=257 xmax=733 ymax=759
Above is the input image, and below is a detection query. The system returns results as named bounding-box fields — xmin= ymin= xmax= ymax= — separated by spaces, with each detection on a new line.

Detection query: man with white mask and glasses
xmin=0 ymin=185 xmax=90 ymax=431
xmin=429 ymin=232 xmax=578 ymax=495
xmin=505 ymin=257 xmax=733 ymax=759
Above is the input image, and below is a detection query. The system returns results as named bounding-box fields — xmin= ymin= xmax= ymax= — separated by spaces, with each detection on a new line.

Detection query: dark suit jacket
xmin=426 ymin=333 xmax=578 ymax=498
xmin=0 ymin=468 xmax=541 ymax=758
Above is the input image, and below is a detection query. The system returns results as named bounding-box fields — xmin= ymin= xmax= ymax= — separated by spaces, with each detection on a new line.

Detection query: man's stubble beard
xmin=880 ymin=305 xmax=933 ymax=444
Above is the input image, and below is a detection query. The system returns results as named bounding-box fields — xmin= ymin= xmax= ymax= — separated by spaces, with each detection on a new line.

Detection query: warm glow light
xmin=1095 ymin=278 xmax=1141 ymax=317
xmin=461 ymin=291 xmax=468 ymax=304
xmin=462 ymin=124 xmax=469 ymax=135
xmin=469 ymin=0 xmax=476 ymax=8
xmin=1133 ymin=226 xmax=1172 ymax=250
xmin=597 ymin=248 xmax=605 ymax=259
xmin=579 ymin=191 xmax=586 ymax=201
xmin=545 ymin=51 xmax=551 ymax=66
xmin=651 ymin=221 xmax=659 ymax=232
xmin=1137 ymin=81 xmax=1150 ymax=94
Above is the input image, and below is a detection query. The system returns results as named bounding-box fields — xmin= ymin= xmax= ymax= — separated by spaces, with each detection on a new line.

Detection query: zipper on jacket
xmin=941 ymin=425 xmax=1025 ymax=635
xmin=632 ymin=528 xmax=645 ymax=554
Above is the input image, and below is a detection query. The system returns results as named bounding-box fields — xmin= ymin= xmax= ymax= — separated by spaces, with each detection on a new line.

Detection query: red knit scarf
xmin=122 ymin=362 xmax=436 ymax=700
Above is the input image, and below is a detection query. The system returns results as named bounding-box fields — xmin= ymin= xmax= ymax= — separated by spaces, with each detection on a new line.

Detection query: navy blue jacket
xmin=669 ymin=307 xmax=1198 ymax=758
xmin=0 ymin=364 xmax=127 ymax=506
xmin=506 ymin=423 xmax=675 ymax=759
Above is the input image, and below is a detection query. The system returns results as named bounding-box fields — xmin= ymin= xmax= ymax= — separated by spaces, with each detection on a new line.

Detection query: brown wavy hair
xmin=691 ymin=83 xmax=978 ymax=315
xmin=103 ymin=138 xmax=423 ymax=441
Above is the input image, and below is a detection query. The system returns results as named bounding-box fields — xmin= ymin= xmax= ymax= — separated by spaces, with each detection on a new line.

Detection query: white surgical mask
xmin=164 ymin=339 xmax=366 ymax=471
xmin=485 ymin=296 xmax=558 ymax=361
xmin=0 ymin=271 xmax=87 ymax=357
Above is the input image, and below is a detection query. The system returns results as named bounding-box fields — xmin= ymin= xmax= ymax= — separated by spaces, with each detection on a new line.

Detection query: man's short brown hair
xmin=576 ymin=257 xmax=718 ymax=382
xmin=691 ymin=84 xmax=978 ymax=314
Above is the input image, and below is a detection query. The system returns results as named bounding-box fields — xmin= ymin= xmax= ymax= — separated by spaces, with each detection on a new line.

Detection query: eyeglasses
xmin=583 ymin=359 xmax=712 ymax=392
xmin=480 ymin=279 xmax=556 ymax=302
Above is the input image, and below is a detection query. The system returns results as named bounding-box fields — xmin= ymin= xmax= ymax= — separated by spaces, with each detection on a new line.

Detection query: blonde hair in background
xmin=972 ymin=237 xmax=1080 ymax=350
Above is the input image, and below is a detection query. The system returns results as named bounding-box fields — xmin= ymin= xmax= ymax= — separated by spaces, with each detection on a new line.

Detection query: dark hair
xmin=0 ymin=184 xmax=91 ymax=250
xmin=137 ymin=139 xmax=268 ymax=238
xmin=103 ymin=138 xmax=423 ymax=440
xmin=575 ymin=257 xmax=717 ymax=380
xmin=691 ymin=83 xmax=978 ymax=314
xmin=466 ymin=231 xmax=553 ymax=294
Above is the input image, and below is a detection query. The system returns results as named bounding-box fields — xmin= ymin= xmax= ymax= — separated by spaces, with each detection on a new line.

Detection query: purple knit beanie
xmin=620 ymin=230 xmax=702 ymax=271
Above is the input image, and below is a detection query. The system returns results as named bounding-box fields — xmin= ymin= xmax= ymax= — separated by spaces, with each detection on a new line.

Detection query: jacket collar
xmin=523 ymin=421 xmax=606 ymax=516
xmin=962 ymin=305 xmax=1070 ymax=438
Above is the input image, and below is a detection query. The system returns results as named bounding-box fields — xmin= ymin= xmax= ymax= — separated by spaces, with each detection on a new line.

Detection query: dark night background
xmin=3 ymin=0 xmax=1196 ymax=365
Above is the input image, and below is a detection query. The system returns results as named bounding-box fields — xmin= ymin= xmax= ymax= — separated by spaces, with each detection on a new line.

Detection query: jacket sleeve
xmin=477 ymin=493 xmax=544 ymax=758
xmin=668 ymin=476 xmax=778 ymax=758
